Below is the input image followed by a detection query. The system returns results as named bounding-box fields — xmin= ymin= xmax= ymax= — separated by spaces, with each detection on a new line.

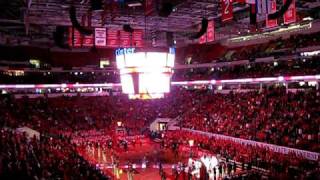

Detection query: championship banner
xmin=283 ymin=0 xmax=296 ymax=24
xmin=207 ymin=20 xmax=215 ymax=42
xmin=82 ymin=34 xmax=94 ymax=47
xmin=199 ymin=36 xmax=206 ymax=44
xmin=81 ymin=14 xmax=94 ymax=47
xmin=68 ymin=27 xmax=72 ymax=47
xmin=73 ymin=28 xmax=82 ymax=47
xmin=106 ymin=29 xmax=119 ymax=47
xmin=199 ymin=20 xmax=215 ymax=44
xmin=119 ymin=30 xmax=131 ymax=47
xmin=145 ymin=0 xmax=154 ymax=15
xmin=132 ymin=30 xmax=144 ymax=47
xmin=107 ymin=29 xmax=118 ymax=39
xmin=68 ymin=27 xmax=82 ymax=47
xmin=199 ymin=32 xmax=206 ymax=44
xmin=106 ymin=39 xmax=119 ymax=47
xmin=221 ymin=0 xmax=233 ymax=22
xmin=266 ymin=0 xmax=277 ymax=28
xmin=95 ymin=28 xmax=107 ymax=46
xmin=256 ymin=0 xmax=268 ymax=14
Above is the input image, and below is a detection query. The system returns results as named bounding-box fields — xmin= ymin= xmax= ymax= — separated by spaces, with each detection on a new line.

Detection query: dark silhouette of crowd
xmin=177 ymin=31 xmax=320 ymax=64
xmin=173 ymin=57 xmax=320 ymax=81
xmin=0 ymin=70 xmax=120 ymax=84
xmin=0 ymin=129 xmax=108 ymax=180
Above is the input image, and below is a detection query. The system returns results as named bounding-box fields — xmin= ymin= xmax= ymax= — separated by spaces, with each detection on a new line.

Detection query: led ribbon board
xmin=116 ymin=48 xmax=175 ymax=99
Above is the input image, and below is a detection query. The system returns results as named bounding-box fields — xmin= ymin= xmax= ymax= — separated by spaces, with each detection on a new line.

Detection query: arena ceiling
xmin=0 ymin=0 xmax=319 ymax=47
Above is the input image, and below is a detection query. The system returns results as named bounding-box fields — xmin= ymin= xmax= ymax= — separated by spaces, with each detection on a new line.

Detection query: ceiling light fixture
xmin=127 ymin=1 xmax=142 ymax=7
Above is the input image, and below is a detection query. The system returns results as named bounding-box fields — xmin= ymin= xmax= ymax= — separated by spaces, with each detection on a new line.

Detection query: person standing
xmin=127 ymin=163 xmax=134 ymax=180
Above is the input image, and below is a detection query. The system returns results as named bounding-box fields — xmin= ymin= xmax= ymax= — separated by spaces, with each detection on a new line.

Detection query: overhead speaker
xmin=69 ymin=6 xmax=93 ymax=35
xmin=123 ymin=24 xmax=134 ymax=33
xmin=53 ymin=26 xmax=69 ymax=49
xmin=190 ymin=18 xmax=208 ymax=40
xmin=90 ymin=0 xmax=103 ymax=11
xmin=158 ymin=2 xmax=173 ymax=17
xmin=268 ymin=0 xmax=293 ymax=19
xmin=311 ymin=8 xmax=320 ymax=19
xmin=166 ymin=32 xmax=174 ymax=47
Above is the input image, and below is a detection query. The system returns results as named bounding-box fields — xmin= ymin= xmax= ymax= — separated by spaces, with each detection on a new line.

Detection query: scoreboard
xmin=116 ymin=48 xmax=175 ymax=99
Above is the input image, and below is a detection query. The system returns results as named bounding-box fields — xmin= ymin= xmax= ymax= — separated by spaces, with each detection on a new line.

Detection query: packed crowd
xmin=0 ymin=129 xmax=108 ymax=179
xmin=0 ymin=86 xmax=319 ymax=179
xmin=179 ymin=88 xmax=320 ymax=152
xmin=164 ymin=131 xmax=319 ymax=179
xmin=0 ymin=88 xmax=196 ymax=135
xmin=1 ymin=86 xmax=319 ymax=152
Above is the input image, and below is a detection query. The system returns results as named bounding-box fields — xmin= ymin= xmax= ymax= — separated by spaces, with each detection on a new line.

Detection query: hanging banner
xmin=199 ymin=33 xmax=206 ymax=44
xmin=207 ymin=20 xmax=215 ymax=42
xmin=256 ymin=0 xmax=268 ymax=14
xmin=221 ymin=0 xmax=233 ymax=22
xmin=106 ymin=39 xmax=119 ymax=47
xmin=95 ymin=28 xmax=107 ymax=46
xmin=283 ymin=0 xmax=296 ymax=24
xmin=199 ymin=20 xmax=215 ymax=44
xmin=119 ymin=30 xmax=131 ymax=47
xmin=107 ymin=29 xmax=118 ymax=39
xmin=68 ymin=27 xmax=73 ymax=47
xmin=68 ymin=27 xmax=82 ymax=47
xmin=74 ymin=29 xmax=82 ymax=47
xmin=145 ymin=0 xmax=154 ymax=15
xmin=80 ymin=14 xmax=93 ymax=47
xmin=132 ymin=30 xmax=144 ymax=47
xmin=266 ymin=0 xmax=278 ymax=28
xmin=199 ymin=22 xmax=206 ymax=44
xmin=106 ymin=29 xmax=119 ymax=47
xmin=82 ymin=34 xmax=94 ymax=47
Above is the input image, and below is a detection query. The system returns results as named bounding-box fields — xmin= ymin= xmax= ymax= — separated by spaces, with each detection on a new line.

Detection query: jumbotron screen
xmin=116 ymin=48 xmax=175 ymax=99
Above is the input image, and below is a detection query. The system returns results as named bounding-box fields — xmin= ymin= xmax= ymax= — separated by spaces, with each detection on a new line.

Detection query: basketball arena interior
xmin=0 ymin=0 xmax=319 ymax=179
